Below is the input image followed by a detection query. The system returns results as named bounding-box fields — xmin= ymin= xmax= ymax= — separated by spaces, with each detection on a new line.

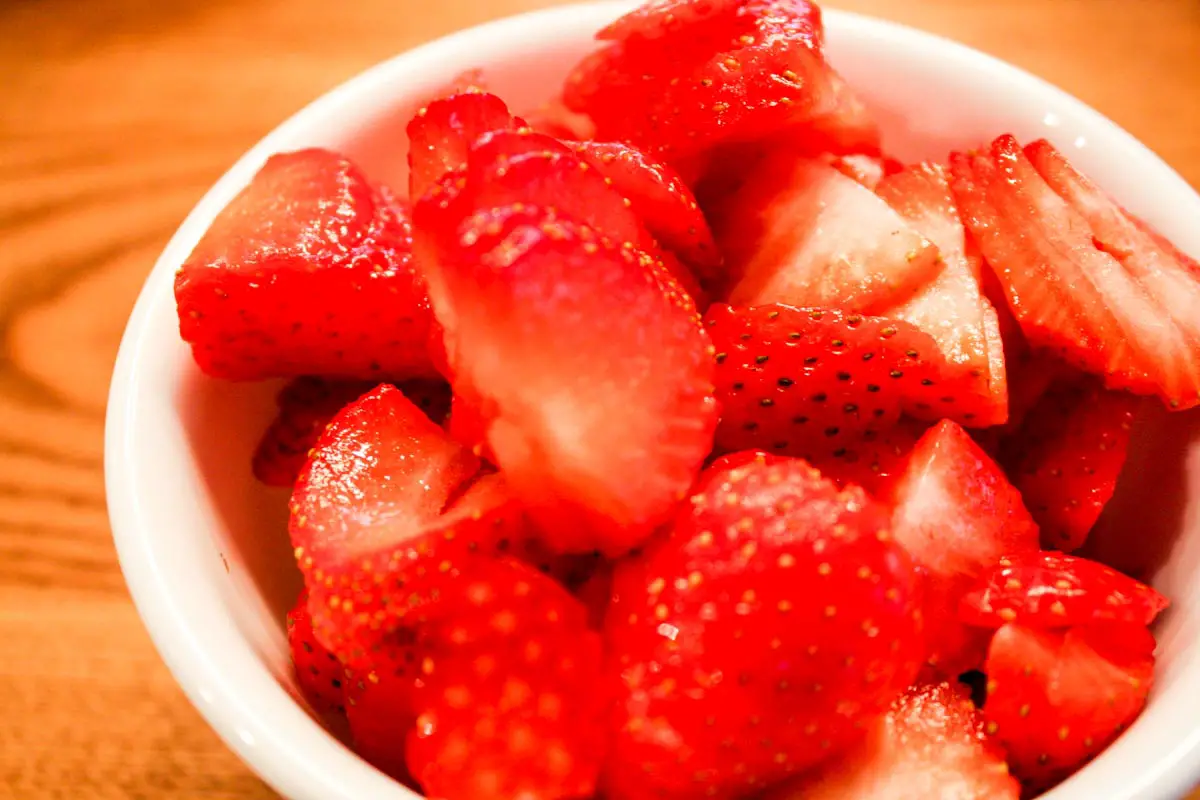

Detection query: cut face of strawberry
xmin=890 ymin=420 xmax=1040 ymax=675
xmin=876 ymin=162 xmax=1007 ymax=426
xmin=286 ymin=589 xmax=347 ymax=716
xmin=767 ymin=681 xmax=1019 ymax=800
xmin=413 ymin=203 xmax=717 ymax=556
xmin=407 ymin=92 xmax=520 ymax=199
xmin=1001 ymin=376 xmax=1139 ymax=551
xmin=984 ymin=622 xmax=1156 ymax=788
xmin=961 ymin=551 xmax=1167 ymax=630
xmin=826 ymin=153 xmax=885 ymax=189
xmin=706 ymin=304 xmax=977 ymax=458
xmin=950 ymin=135 xmax=1200 ymax=408
xmin=605 ymin=457 xmax=923 ymax=800
xmin=176 ymin=149 xmax=433 ymax=382
xmin=521 ymin=97 xmax=596 ymax=141
xmin=719 ymin=155 xmax=942 ymax=314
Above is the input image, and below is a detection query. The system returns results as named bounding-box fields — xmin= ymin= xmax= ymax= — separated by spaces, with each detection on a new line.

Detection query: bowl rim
xmin=105 ymin=3 xmax=1200 ymax=799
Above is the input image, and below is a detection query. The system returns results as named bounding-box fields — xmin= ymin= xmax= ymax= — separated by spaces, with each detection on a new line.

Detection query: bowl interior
xmin=107 ymin=3 xmax=1200 ymax=799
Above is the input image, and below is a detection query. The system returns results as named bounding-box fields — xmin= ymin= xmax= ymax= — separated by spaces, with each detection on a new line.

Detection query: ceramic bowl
xmin=105 ymin=3 xmax=1200 ymax=798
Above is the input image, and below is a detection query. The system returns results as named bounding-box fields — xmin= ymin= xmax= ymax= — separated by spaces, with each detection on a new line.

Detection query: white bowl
xmin=105 ymin=3 xmax=1200 ymax=799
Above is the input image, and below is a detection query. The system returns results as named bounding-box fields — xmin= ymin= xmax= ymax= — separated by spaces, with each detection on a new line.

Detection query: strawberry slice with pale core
xmin=407 ymin=91 xmax=520 ymax=199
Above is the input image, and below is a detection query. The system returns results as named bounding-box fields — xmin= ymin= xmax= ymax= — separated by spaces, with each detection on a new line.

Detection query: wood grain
xmin=1 ymin=0 xmax=1197 ymax=796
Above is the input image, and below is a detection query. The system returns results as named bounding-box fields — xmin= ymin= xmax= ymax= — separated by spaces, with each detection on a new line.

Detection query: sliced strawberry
xmin=286 ymin=589 xmax=346 ymax=716
xmin=718 ymin=155 xmax=941 ymax=313
xmin=950 ymin=135 xmax=1200 ymax=407
xmin=891 ymin=420 xmax=1040 ymax=675
xmin=568 ymin=140 xmax=721 ymax=281
xmin=984 ymin=622 xmax=1156 ymax=788
xmin=344 ymin=636 xmax=421 ymax=783
xmin=798 ymin=67 xmax=882 ymax=156
xmin=605 ymin=457 xmax=923 ymax=800
xmin=707 ymin=304 xmax=976 ymax=458
xmin=407 ymin=92 xmax=519 ymax=199
xmin=446 ymin=391 xmax=492 ymax=461
xmin=413 ymin=204 xmax=717 ymax=556
xmin=176 ymin=149 xmax=433 ymax=382
xmin=826 ymin=153 xmax=885 ymax=189
xmin=405 ymin=559 xmax=606 ymax=800
xmin=876 ymin=162 xmax=1007 ymax=426
xmin=808 ymin=419 xmax=926 ymax=498
xmin=253 ymin=378 xmax=373 ymax=487
xmin=1001 ymin=376 xmax=1139 ymax=551
xmin=597 ymin=0 xmax=741 ymax=44
xmin=768 ymin=681 xmax=1019 ymax=800
xmin=961 ymin=551 xmax=1167 ymax=629
xmin=522 ymin=97 xmax=596 ymax=140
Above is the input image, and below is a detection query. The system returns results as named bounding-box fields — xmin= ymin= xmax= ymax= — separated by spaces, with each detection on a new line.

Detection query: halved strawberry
xmin=286 ymin=589 xmax=346 ymax=716
xmin=717 ymin=155 xmax=942 ymax=313
xmin=605 ymin=457 xmax=922 ymax=800
xmin=961 ymin=551 xmax=1167 ymax=630
xmin=949 ymin=135 xmax=1200 ymax=408
xmin=568 ymin=140 xmax=721 ymax=281
xmin=984 ymin=622 xmax=1156 ymax=788
xmin=406 ymin=92 xmax=520 ymax=198
xmin=1001 ymin=376 xmax=1139 ymax=551
xmin=706 ymin=304 xmax=975 ymax=458
xmin=413 ymin=204 xmax=717 ymax=556
xmin=176 ymin=149 xmax=433 ymax=382
xmin=876 ymin=162 xmax=1007 ymax=426
xmin=767 ymin=682 xmax=1019 ymax=800
xmin=890 ymin=420 xmax=1040 ymax=675
xmin=809 ymin=419 xmax=926 ymax=498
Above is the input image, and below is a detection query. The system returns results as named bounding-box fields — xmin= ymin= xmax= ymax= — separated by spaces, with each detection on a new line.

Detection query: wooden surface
xmin=1 ymin=0 xmax=1198 ymax=796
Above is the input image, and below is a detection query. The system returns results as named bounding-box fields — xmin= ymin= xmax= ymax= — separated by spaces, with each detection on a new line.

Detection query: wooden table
xmin=2 ymin=0 xmax=1198 ymax=796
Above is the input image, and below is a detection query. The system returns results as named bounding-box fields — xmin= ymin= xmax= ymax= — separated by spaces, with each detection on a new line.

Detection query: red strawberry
xmin=809 ymin=419 xmax=926 ymax=498
xmin=766 ymin=681 xmax=1019 ymax=800
xmin=446 ymin=391 xmax=492 ymax=461
xmin=984 ymin=622 xmax=1156 ymax=788
xmin=961 ymin=551 xmax=1167 ymax=630
xmin=949 ymin=135 xmax=1200 ymax=408
xmin=574 ymin=564 xmax=614 ymax=631
xmin=522 ymin=97 xmax=596 ymax=140
xmin=890 ymin=420 xmax=1040 ymax=675
xmin=1001 ymin=376 xmax=1139 ymax=551
xmin=286 ymin=589 xmax=346 ymax=716
xmin=876 ymin=162 xmax=1007 ymax=425
xmin=717 ymin=154 xmax=942 ymax=313
xmin=568 ymin=140 xmax=721 ymax=281
xmin=412 ymin=203 xmax=717 ymax=556
xmin=407 ymin=92 xmax=520 ymax=199
xmin=343 ymin=636 xmax=421 ymax=783
xmin=176 ymin=149 xmax=433 ymax=382
xmin=405 ymin=560 xmax=606 ymax=800
xmin=825 ymin=153 xmax=885 ymax=189
xmin=706 ymin=304 xmax=975 ymax=458
xmin=604 ymin=457 xmax=923 ymax=800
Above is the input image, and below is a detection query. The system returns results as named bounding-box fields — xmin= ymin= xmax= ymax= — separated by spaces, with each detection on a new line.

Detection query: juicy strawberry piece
xmin=605 ymin=458 xmax=923 ymax=800
xmin=446 ymin=391 xmax=492 ymax=461
xmin=597 ymin=0 xmax=740 ymax=43
xmin=286 ymin=589 xmax=346 ymax=716
xmin=573 ymin=564 xmax=614 ymax=630
xmin=707 ymin=304 xmax=973 ymax=457
xmin=826 ymin=153 xmax=885 ymax=189
xmin=407 ymin=92 xmax=519 ymax=198
xmin=568 ymin=140 xmax=721 ymax=280
xmin=344 ymin=637 xmax=421 ymax=783
xmin=1001 ymin=376 xmax=1139 ymax=551
xmin=522 ymin=97 xmax=596 ymax=140
xmin=891 ymin=420 xmax=1040 ymax=675
xmin=876 ymin=162 xmax=1007 ymax=425
xmin=768 ymin=682 xmax=1019 ymax=800
xmin=405 ymin=560 xmax=606 ymax=800
xmin=985 ymin=622 xmax=1156 ymax=788
xmin=950 ymin=135 xmax=1200 ymax=407
xmin=413 ymin=204 xmax=717 ymax=556
xmin=808 ymin=419 xmax=926 ymax=498
xmin=718 ymin=155 xmax=941 ymax=313
xmin=961 ymin=551 xmax=1167 ymax=629
xmin=798 ymin=68 xmax=882 ymax=156
xmin=176 ymin=149 xmax=433 ymax=382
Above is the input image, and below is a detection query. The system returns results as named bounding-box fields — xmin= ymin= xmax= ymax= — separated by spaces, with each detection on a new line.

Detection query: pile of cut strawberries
xmin=173 ymin=0 xmax=1197 ymax=797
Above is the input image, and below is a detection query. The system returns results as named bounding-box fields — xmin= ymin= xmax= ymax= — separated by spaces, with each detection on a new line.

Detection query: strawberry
xmin=574 ymin=564 xmax=614 ymax=631
xmin=960 ymin=551 xmax=1167 ymax=630
xmin=344 ymin=635 xmax=421 ymax=783
xmin=405 ymin=559 xmax=606 ymax=800
xmin=949 ymin=134 xmax=1200 ymax=408
xmin=766 ymin=681 xmax=1019 ymax=800
xmin=568 ymin=140 xmax=721 ymax=282
xmin=176 ymin=149 xmax=433 ymax=382
xmin=604 ymin=457 xmax=923 ymax=800
xmin=826 ymin=153 xmax=885 ymax=189
xmin=407 ymin=91 xmax=520 ymax=199
xmin=984 ymin=622 xmax=1156 ymax=788
xmin=253 ymin=378 xmax=450 ymax=487
xmin=809 ymin=419 xmax=926 ymax=498
xmin=706 ymin=304 xmax=975 ymax=458
xmin=412 ymin=201 xmax=717 ymax=556
xmin=890 ymin=420 xmax=1040 ymax=675
xmin=1001 ymin=376 xmax=1139 ymax=551
xmin=446 ymin=391 xmax=492 ymax=461
xmin=876 ymin=162 xmax=1007 ymax=425
xmin=286 ymin=589 xmax=346 ymax=716
xmin=522 ymin=97 xmax=596 ymax=140
xmin=716 ymin=154 xmax=942 ymax=313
